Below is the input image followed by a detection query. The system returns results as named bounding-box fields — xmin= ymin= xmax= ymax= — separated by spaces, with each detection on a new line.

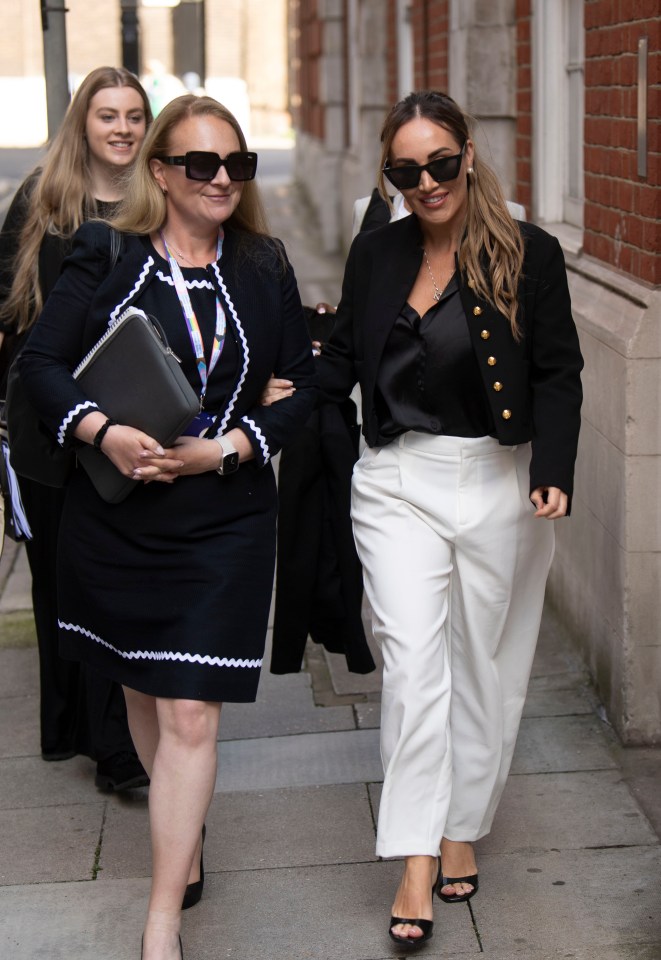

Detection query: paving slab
xmin=0 ymin=647 xmax=39 ymax=699
xmin=0 ymin=754 xmax=101 ymax=810
xmin=511 ymin=715 xmax=618 ymax=774
xmin=0 ymin=692 xmax=40 ymax=757
xmin=214 ymin=727 xmax=382 ymax=793
xmin=101 ymin=783 xmax=378 ymax=880
xmin=219 ymin=668 xmax=356 ymax=741
xmin=522 ymin=684 xmax=596 ymax=718
xmin=0 ymin=876 xmax=150 ymax=960
xmin=482 ymin=770 xmax=658 ymax=854
xmin=368 ymin=769 xmax=658 ymax=858
xmin=0 ymin=802 xmax=104 ymax=885
xmin=463 ymin=945 xmax=661 ymax=960
xmin=470 ymin=846 xmax=661 ymax=954
xmin=355 ymin=701 xmax=382 ymax=729
xmin=186 ymin=860 xmax=481 ymax=960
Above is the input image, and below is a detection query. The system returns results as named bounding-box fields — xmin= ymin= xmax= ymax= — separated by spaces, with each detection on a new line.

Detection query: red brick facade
xmin=583 ymin=2 xmax=659 ymax=284
xmin=298 ymin=0 xmax=324 ymax=141
xmin=293 ymin=2 xmax=658 ymax=284
xmin=412 ymin=0 xmax=449 ymax=91
xmin=515 ymin=0 xmax=533 ymax=217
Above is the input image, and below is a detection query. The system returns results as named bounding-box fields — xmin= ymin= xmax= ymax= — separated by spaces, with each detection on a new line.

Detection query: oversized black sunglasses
xmin=155 ymin=150 xmax=258 ymax=181
xmin=383 ymin=144 xmax=466 ymax=191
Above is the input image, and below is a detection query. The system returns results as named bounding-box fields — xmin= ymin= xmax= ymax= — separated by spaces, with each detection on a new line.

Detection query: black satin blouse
xmin=374 ymin=276 xmax=494 ymax=444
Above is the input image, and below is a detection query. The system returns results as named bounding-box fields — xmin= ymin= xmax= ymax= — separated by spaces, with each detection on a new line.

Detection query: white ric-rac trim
xmin=241 ymin=416 xmax=270 ymax=463
xmin=58 ymin=621 xmax=262 ymax=668
xmin=155 ymin=270 xmax=214 ymax=290
xmin=109 ymin=255 xmax=154 ymax=324
xmin=57 ymin=401 xmax=98 ymax=446
xmin=213 ymin=263 xmax=248 ymax=434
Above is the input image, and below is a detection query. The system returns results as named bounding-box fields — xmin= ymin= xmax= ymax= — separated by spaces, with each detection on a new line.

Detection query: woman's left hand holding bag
xmin=74 ymin=411 xmax=184 ymax=483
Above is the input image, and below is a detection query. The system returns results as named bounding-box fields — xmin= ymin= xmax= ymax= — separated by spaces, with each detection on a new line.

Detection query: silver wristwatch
xmin=213 ymin=435 xmax=239 ymax=476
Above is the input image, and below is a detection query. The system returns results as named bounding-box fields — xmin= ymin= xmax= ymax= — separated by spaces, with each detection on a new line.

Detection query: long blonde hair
xmin=110 ymin=95 xmax=271 ymax=247
xmin=0 ymin=67 xmax=152 ymax=334
xmin=377 ymin=91 xmax=524 ymax=338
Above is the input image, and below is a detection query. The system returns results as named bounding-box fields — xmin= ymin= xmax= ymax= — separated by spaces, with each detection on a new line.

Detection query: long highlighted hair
xmin=378 ymin=91 xmax=524 ymax=338
xmin=0 ymin=66 xmax=152 ymax=334
xmin=110 ymin=95 xmax=271 ymax=248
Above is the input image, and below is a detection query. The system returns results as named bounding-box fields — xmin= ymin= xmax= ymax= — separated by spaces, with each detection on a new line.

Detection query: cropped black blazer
xmin=19 ymin=221 xmax=318 ymax=466
xmin=316 ymin=213 xmax=583 ymax=501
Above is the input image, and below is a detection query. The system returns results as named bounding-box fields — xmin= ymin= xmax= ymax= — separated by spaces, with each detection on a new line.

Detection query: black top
xmin=374 ymin=275 xmax=493 ymax=443
xmin=316 ymin=213 xmax=584 ymax=502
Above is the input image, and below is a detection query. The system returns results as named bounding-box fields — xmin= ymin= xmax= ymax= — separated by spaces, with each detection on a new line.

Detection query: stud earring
xmin=467 ymin=166 xmax=474 ymax=175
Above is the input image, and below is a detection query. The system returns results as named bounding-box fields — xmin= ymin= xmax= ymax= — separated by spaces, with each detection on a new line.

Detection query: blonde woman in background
xmin=0 ymin=66 xmax=152 ymax=790
xmin=313 ymin=90 xmax=583 ymax=949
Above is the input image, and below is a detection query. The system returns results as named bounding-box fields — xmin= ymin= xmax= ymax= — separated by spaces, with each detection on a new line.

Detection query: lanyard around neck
xmin=160 ymin=229 xmax=226 ymax=408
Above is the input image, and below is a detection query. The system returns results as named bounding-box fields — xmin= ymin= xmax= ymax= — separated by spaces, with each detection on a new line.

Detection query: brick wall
xmin=583 ymin=1 xmax=660 ymax=284
xmin=411 ymin=0 xmax=449 ymax=90
xmin=386 ymin=0 xmax=398 ymax=106
xmin=298 ymin=0 xmax=324 ymax=139
xmin=515 ymin=0 xmax=532 ymax=214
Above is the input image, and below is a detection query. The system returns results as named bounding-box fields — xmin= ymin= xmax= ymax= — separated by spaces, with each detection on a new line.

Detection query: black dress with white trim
xmin=20 ymin=225 xmax=317 ymax=702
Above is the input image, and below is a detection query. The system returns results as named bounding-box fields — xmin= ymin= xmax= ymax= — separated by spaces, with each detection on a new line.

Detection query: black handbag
xmin=73 ymin=306 xmax=199 ymax=503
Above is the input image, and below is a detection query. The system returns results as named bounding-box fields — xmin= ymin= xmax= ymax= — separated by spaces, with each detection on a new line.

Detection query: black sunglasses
xmin=383 ymin=144 xmax=466 ymax=191
xmin=155 ymin=150 xmax=258 ymax=182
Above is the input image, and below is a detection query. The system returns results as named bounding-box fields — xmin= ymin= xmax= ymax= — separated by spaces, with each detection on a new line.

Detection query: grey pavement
xmin=1 ymin=151 xmax=660 ymax=959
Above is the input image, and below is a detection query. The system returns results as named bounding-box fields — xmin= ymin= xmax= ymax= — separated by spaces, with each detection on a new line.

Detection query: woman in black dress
xmin=19 ymin=94 xmax=317 ymax=960
xmin=0 ymin=66 xmax=152 ymax=788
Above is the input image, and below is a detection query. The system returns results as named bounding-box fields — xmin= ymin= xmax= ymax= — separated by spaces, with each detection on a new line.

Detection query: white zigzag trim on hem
xmin=155 ymin=270 xmax=214 ymax=290
xmin=57 ymin=401 xmax=98 ymax=446
xmin=241 ymin=416 xmax=270 ymax=463
xmin=109 ymin=256 xmax=154 ymax=324
xmin=213 ymin=263 xmax=248 ymax=434
xmin=58 ymin=620 xmax=262 ymax=669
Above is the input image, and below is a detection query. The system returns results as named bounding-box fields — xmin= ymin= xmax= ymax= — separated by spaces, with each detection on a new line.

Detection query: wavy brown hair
xmin=377 ymin=91 xmax=524 ymax=338
xmin=0 ymin=67 xmax=152 ymax=334
xmin=110 ymin=94 xmax=271 ymax=250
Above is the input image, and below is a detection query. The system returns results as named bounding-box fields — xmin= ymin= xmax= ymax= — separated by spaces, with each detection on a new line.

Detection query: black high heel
xmin=436 ymin=858 xmax=479 ymax=904
xmin=182 ymin=824 xmax=206 ymax=910
xmin=388 ymin=856 xmax=440 ymax=949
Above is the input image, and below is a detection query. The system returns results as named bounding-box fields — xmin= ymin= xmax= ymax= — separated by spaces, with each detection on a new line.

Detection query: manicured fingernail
xmin=155 ymin=445 xmax=165 ymax=456
xmin=133 ymin=469 xmax=142 ymax=478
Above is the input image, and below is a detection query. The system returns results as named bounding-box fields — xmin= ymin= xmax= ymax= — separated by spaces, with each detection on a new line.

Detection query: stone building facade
xmin=291 ymin=0 xmax=661 ymax=744
xmin=0 ymin=0 xmax=289 ymax=146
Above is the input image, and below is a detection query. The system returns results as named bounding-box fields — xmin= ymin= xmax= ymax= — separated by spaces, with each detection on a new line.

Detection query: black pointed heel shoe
xmin=436 ymin=864 xmax=479 ymax=904
xmin=388 ymin=856 xmax=440 ymax=949
xmin=182 ymin=824 xmax=206 ymax=910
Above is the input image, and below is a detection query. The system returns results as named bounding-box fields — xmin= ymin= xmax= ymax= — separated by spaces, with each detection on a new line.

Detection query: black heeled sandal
xmin=182 ymin=824 xmax=206 ymax=910
xmin=436 ymin=860 xmax=479 ymax=904
xmin=388 ymin=857 xmax=440 ymax=949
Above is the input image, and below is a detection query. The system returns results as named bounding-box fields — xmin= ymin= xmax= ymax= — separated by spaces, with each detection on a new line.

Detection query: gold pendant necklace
xmin=423 ymin=249 xmax=455 ymax=302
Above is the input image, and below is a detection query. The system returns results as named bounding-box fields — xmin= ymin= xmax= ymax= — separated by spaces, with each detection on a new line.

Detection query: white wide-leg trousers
xmin=350 ymin=432 xmax=555 ymax=859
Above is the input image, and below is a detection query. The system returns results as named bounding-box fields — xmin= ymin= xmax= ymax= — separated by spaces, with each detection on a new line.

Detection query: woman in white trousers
xmin=262 ymin=90 xmax=582 ymax=949
xmin=311 ymin=91 xmax=583 ymax=949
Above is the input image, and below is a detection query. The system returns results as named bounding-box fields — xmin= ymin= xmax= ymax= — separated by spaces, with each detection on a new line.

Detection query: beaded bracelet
xmin=92 ymin=418 xmax=118 ymax=452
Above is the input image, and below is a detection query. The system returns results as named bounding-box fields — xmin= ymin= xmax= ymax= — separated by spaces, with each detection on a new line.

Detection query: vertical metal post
xmin=637 ymin=37 xmax=648 ymax=179
xmin=41 ymin=0 xmax=70 ymax=140
xmin=120 ymin=0 xmax=140 ymax=77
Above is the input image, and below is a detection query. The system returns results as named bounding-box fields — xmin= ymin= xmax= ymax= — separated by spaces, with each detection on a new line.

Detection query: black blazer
xmin=316 ymin=214 xmax=583 ymax=500
xmin=18 ymin=221 xmax=318 ymax=464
